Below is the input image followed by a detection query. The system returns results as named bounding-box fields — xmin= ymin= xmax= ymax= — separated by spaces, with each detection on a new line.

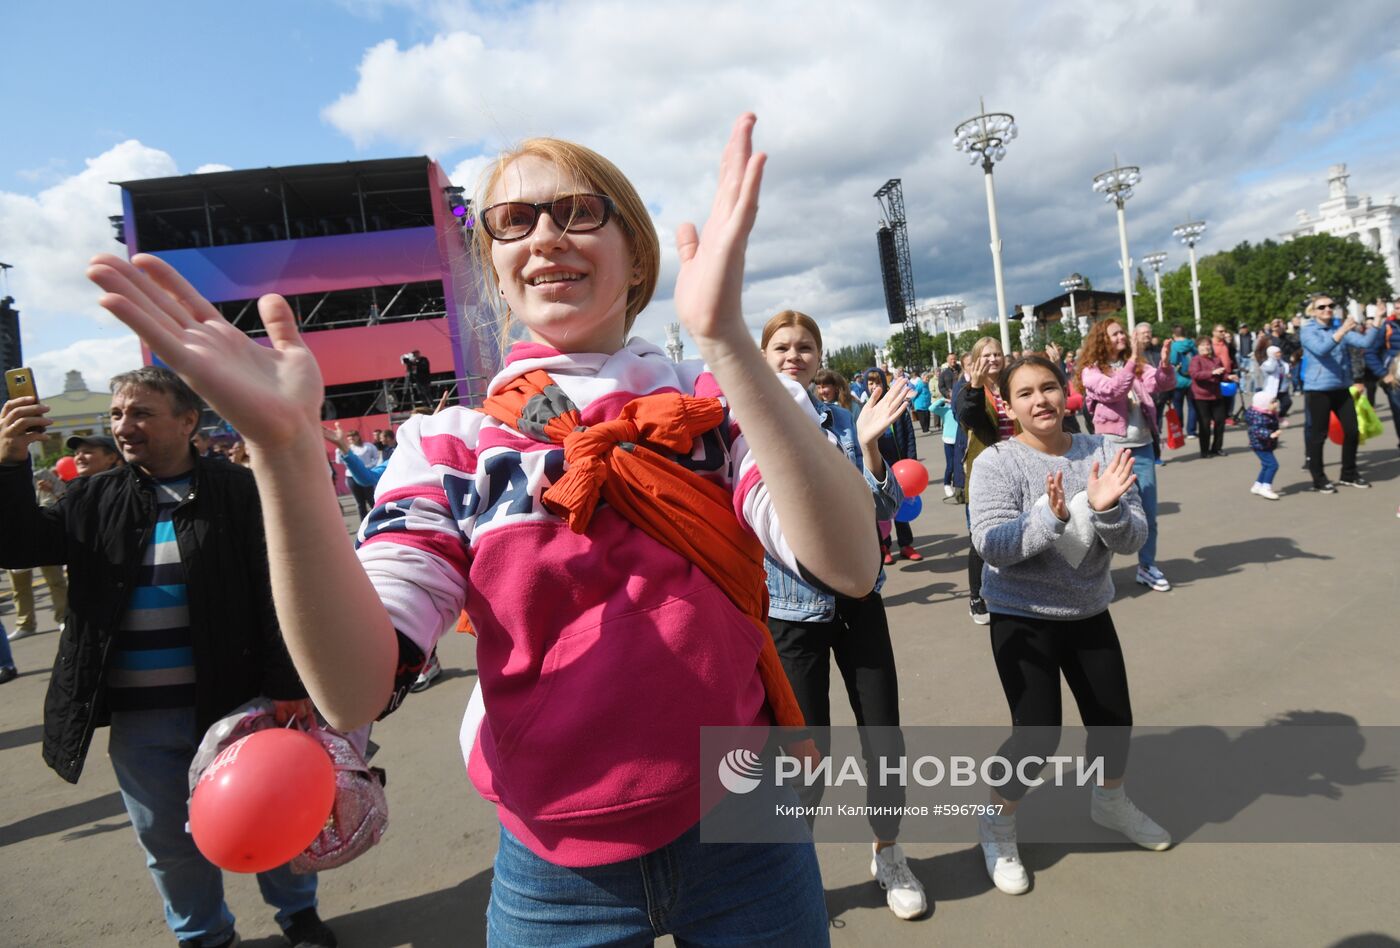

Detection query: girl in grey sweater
xmin=967 ymin=355 xmax=1171 ymax=897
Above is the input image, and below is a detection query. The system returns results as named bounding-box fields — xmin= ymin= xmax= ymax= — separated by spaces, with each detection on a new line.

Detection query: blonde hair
xmin=472 ymin=138 xmax=661 ymax=339
xmin=760 ymin=310 xmax=824 ymax=352
xmin=967 ymin=336 xmax=1003 ymax=365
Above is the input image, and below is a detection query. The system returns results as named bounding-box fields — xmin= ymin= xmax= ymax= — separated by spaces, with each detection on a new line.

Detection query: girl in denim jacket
xmin=761 ymin=310 xmax=928 ymax=921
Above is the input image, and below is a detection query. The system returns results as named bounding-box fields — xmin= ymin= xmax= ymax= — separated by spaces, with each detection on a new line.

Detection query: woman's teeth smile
xmin=528 ymin=272 xmax=584 ymax=286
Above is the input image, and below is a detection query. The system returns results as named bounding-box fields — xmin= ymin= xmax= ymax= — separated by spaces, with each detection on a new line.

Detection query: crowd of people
xmin=0 ymin=113 xmax=1397 ymax=946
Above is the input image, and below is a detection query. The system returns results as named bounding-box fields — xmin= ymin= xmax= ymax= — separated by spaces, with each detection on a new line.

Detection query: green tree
xmin=826 ymin=343 xmax=876 ymax=380
xmin=1237 ymin=234 xmax=1393 ymax=324
xmin=884 ymin=326 xmax=937 ymax=372
xmin=1133 ymin=265 xmax=1237 ymax=336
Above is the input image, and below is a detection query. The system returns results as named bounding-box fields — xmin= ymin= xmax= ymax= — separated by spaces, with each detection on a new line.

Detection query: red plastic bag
xmin=1328 ymin=412 xmax=1344 ymax=445
xmin=1164 ymin=405 xmax=1186 ymax=449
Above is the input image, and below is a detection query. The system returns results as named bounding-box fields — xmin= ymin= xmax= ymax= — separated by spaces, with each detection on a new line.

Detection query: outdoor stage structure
xmin=113 ymin=157 xmax=499 ymax=489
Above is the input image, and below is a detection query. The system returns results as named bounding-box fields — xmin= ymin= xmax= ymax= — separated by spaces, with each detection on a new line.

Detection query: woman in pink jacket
xmin=1076 ymin=319 xmax=1176 ymax=592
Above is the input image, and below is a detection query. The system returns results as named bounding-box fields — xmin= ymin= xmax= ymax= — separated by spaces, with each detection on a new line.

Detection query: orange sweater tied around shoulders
xmin=479 ymin=368 xmax=805 ymax=729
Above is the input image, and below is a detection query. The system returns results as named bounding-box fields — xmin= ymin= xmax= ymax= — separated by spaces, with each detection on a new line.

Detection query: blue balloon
xmin=1220 ymin=381 xmax=1238 ymax=398
xmin=896 ymin=495 xmax=923 ymax=522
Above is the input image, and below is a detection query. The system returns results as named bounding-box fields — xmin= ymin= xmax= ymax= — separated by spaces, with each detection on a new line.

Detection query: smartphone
xmin=5 ymin=368 xmax=44 ymax=434
xmin=5 ymin=367 xmax=38 ymax=401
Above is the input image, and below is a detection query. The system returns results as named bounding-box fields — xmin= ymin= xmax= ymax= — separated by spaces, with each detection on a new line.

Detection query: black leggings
xmin=965 ymin=506 xmax=984 ymax=599
xmin=769 ymin=594 xmax=905 ymax=839
xmin=988 ymin=610 xmax=1133 ymax=802
xmin=1304 ymin=388 xmax=1360 ymax=485
xmin=1196 ymin=397 xmax=1227 ymax=456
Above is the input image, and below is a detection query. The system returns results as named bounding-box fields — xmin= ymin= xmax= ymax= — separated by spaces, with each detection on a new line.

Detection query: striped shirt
xmin=990 ymin=390 xmax=1016 ymax=441
xmin=106 ymin=476 xmax=196 ymax=712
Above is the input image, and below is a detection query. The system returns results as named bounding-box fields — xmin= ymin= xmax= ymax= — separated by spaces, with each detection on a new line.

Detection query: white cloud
xmin=321 ymin=0 xmax=1400 ymax=354
xmin=193 ymin=163 xmax=234 ymax=174
xmin=0 ymin=140 xmax=178 ymax=349
xmin=28 ymin=334 xmax=145 ymax=402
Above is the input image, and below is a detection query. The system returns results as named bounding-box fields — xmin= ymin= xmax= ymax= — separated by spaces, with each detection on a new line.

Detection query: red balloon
xmin=190 ymin=728 xmax=335 ymax=873
xmin=891 ymin=459 xmax=929 ymax=498
xmin=1328 ymin=412 xmax=1344 ymax=446
xmin=54 ymin=456 xmax=78 ymax=482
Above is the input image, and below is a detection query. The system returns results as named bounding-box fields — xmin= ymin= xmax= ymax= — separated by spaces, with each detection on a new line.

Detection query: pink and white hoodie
xmin=356 ymin=337 xmax=816 ymax=867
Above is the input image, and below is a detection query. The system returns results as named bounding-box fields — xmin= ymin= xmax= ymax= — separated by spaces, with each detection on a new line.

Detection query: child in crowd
xmin=930 ymin=393 xmax=959 ymax=497
xmin=1245 ymin=392 xmax=1281 ymax=501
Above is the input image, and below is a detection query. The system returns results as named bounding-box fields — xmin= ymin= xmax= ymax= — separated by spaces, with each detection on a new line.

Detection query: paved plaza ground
xmin=2 ymin=413 xmax=1399 ymax=947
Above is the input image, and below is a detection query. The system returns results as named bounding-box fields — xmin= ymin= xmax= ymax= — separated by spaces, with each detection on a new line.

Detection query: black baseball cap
xmin=66 ymin=434 xmax=119 ymax=453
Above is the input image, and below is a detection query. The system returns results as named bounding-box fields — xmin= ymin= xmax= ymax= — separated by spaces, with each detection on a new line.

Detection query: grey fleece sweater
xmin=969 ymin=435 xmax=1147 ymax=619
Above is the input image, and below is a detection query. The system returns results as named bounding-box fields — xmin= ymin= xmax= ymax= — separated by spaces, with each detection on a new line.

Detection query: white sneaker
xmin=978 ymin=813 xmax=1029 ymax=895
xmin=1090 ymin=791 xmax=1172 ymax=851
xmin=410 ymin=653 xmax=442 ymax=693
xmin=1134 ymin=565 xmax=1170 ymax=592
xmin=870 ymin=842 xmax=928 ymax=919
xmin=1249 ymin=482 xmax=1262 ymax=495
xmin=943 ymin=484 xmax=956 ymax=498
xmin=1255 ymin=486 xmax=1280 ymax=501
xmin=6 ymin=627 xmax=35 ymax=642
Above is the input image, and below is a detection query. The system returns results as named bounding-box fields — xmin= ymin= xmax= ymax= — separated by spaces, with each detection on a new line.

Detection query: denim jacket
xmin=765 ymin=398 xmax=904 ymax=622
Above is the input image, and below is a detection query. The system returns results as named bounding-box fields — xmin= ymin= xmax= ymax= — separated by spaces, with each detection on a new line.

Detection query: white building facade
xmin=913 ymin=299 xmax=980 ymax=338
xmin=1280 ymin=164 xmax=1400 ymax=289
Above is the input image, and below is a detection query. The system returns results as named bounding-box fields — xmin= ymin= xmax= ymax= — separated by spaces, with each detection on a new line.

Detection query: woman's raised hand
xmin=1045 ymin=470 xmax=1070 ymax=521
xmin=86 ymin=253 xmax=323 ymax=451
xmin=1086 ymin=448 xmax=1138 ymax=512
xmin=856 ymin=377 xmax=911 ymax=450
xmin=673 ymin=114 xmax=766 ymax=348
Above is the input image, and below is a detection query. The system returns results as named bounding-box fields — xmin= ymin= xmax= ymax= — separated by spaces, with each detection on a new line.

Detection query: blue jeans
xmin=486 ymin=816 xmax=828 ymax=946
xmin=943 ymin=441 xmax=956 ymax=485
xmin=1253 ymin=449 xmax=1279 ymax=486
xmin=108 ymin=708 xmax=318 ymax=946
xmin=1129 ymin=444 xmax=1158 ymax=569
xmin=0 ymin=618 xmax=12 ymax=669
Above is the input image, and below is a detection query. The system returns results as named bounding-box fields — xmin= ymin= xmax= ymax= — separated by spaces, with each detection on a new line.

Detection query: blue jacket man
xmin=1299 ymin=297 xmax=1379 ymax=490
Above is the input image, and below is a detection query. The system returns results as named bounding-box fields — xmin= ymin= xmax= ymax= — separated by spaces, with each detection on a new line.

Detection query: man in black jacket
xmin=0 ymin=367 xmax=335 ymax=948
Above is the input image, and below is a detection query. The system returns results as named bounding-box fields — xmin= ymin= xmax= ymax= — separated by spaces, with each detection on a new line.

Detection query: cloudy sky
xmin=6 ymin=0 xmax=1400 ymax=395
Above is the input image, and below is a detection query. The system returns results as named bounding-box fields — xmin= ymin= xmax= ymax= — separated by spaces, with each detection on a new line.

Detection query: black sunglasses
xmin=480 ymin=194 xmax=614 ymax=242
xmin=1314 ymin=302 xmax=1335 ymax=310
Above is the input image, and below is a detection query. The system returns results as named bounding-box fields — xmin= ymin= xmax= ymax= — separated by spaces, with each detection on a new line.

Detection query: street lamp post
xmin=1092 ymin=157 xmax=1142 ymax=332
xmin=954 ymin=99 xmax=1018 ymax=354
xmin=1143 ymin=251 xmax=1168 ymax=325
xmin=1172 ymin=220 xmax=1207 ymax=335
xmin=1059 ymin=272 xmax=1085 ymax=328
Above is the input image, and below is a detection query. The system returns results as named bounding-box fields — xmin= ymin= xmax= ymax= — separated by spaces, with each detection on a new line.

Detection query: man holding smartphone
xmin=0 ymin=367 xmax=337 ymax=948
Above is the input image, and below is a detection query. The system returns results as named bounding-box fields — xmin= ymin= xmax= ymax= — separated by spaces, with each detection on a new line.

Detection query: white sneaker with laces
xmin=410 ymin=653 xmax=442 ymax=693
xmin=870 ymin=842 xmax=928 ymax=919
xmin=978 ymin=814 xmax=1029 ymax=895
xmin=1256 ymin=485 xmax=1280 ymax=501
xmin=1091 ymin=790 xmax=1172 ymax=851
xmin=1134 ymin=565 xmax=1170 ymax=592
xmin=943 ymin=484 xmax=956 ymax=498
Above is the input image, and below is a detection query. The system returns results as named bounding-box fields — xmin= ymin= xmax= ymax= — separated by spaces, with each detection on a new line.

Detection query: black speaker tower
xmin=874 ymin=179 xmax=922 ymax=372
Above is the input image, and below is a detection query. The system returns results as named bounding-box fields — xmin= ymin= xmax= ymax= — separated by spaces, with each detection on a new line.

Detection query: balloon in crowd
xmin=189 ymin=729 xmax=336 ymax=873
xmin=892 ymin=458 xmax=930 ymax=498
